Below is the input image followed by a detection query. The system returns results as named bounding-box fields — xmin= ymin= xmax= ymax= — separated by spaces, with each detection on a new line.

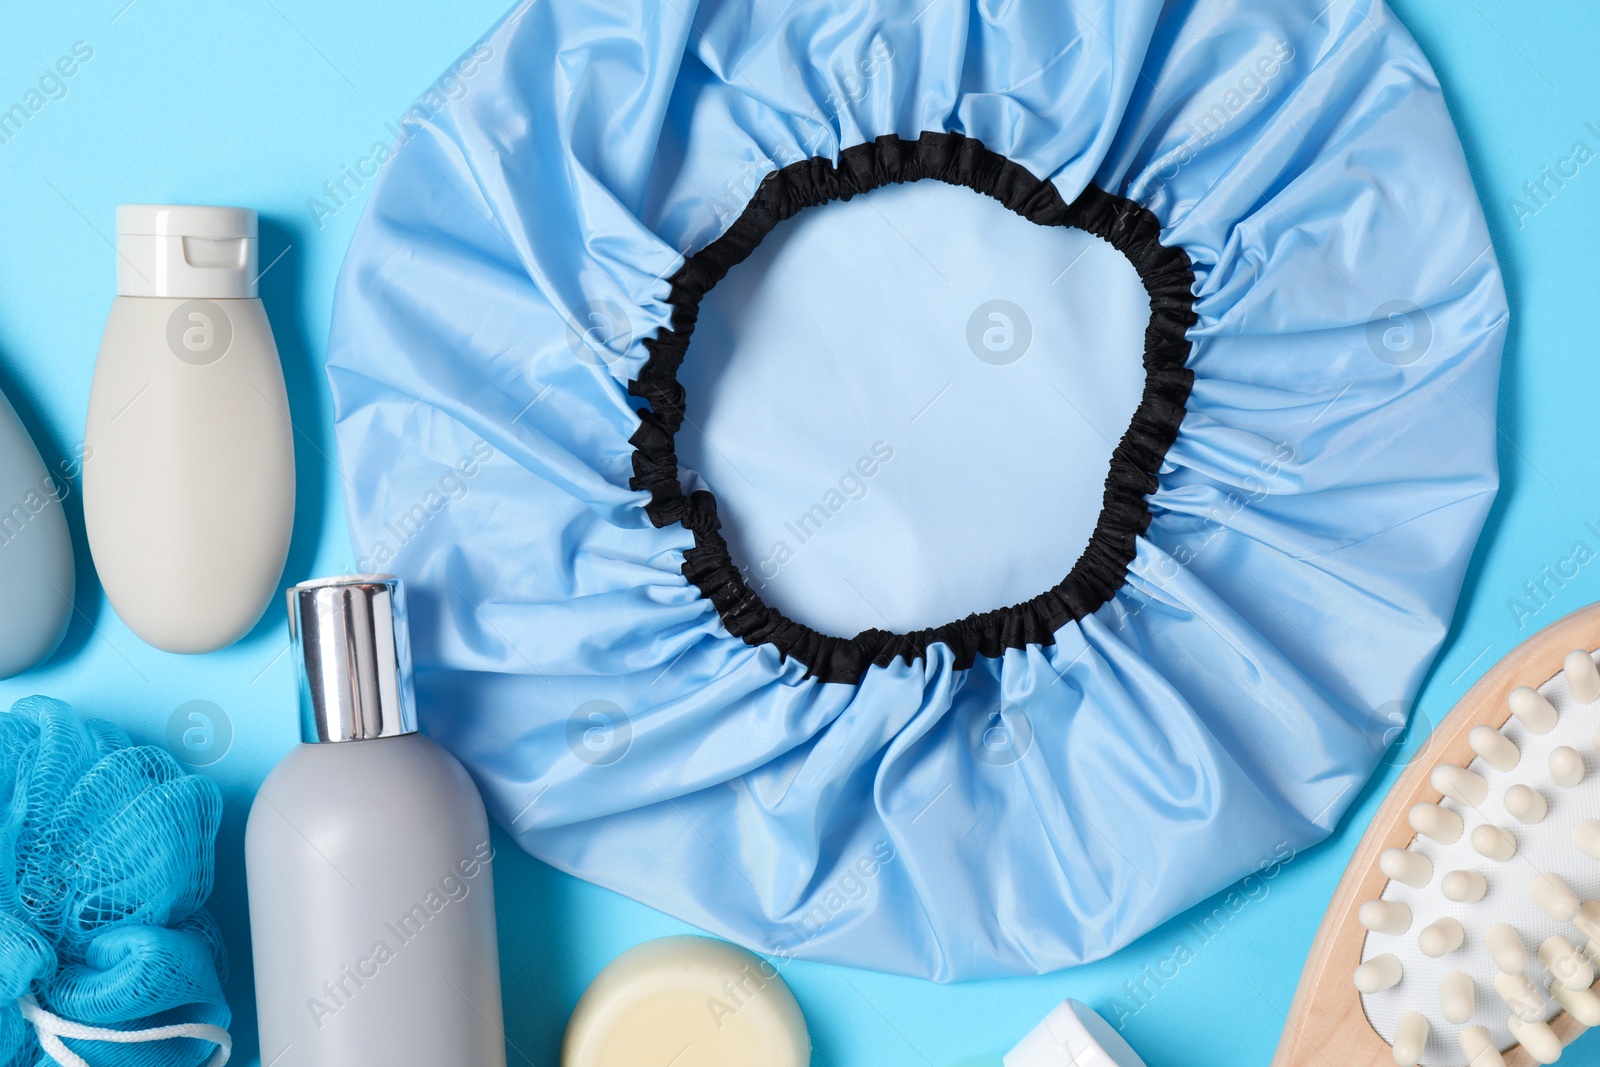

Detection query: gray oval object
xmin=0 ymin=386 xmax=73 ymax=678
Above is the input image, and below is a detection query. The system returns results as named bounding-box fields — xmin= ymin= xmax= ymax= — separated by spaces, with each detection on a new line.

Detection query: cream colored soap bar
xmin=562 ymin=936 xmax=809 ymax=1067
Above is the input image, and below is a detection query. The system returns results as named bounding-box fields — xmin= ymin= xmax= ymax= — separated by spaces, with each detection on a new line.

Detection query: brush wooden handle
xmin=1272 ymin=601 xmax=1600 ymax=1067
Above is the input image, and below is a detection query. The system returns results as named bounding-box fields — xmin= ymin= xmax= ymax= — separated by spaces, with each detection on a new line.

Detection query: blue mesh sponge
xmin=0 ymin=697 xmax=228 ymax=1066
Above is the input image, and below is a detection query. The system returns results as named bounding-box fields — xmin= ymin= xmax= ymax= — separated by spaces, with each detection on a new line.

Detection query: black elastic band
xmin=628 ymin=131 xmax=1196 ymax=684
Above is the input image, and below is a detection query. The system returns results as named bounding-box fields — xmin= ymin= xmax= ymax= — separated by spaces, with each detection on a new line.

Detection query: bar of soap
xmin=562 ymin=936 xmax=810 ymax=1067
xmin=1004 ymin=999 xmax=1149 ymax=1067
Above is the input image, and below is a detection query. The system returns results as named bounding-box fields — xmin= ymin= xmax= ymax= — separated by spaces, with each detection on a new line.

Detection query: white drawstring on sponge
xmin=18 ymin=994 xmax=232 ymax=1067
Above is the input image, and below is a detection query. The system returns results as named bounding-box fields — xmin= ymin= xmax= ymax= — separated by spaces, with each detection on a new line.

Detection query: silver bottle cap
xmin=288 ymin=575 xmax=417 ymax=743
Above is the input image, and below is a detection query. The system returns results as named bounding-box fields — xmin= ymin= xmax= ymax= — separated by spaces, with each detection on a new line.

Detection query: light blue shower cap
xmin=327 ymin=0 xmax=1506 ymax=979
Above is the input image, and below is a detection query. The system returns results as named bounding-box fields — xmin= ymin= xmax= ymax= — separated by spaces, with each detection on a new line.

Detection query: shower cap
xmin=0 ymin=697 xmax=230 ymax=1065
xmin=327 ymin=0 xmax=1506 ymax=979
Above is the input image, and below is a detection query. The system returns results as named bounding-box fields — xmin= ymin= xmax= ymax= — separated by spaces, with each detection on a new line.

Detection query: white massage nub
xmin=1538 ymin=934 xmax=1593 ymax=988
xmin=1379 ymin=848 xmax=1432 ymax=889
xmin=1459 ymin=1025 xmax=1505 ymax=1067
xmin=1468 ymin=724 xmax=1519 ymax=772
xmin=1530 ymin=871 xmax=1579 ymax=921
xmin=1418 ymin=917 xmax=1464 ymax=958
xmin=1411 ymin=802 xmax=1464 ymax=845
xmin=1438 ymin=971 xmax=1475 ymax=1025
xmin=1391 ymin=1012 xmax=1428 ymax=1067
xmin=1574 ymin=819 xmax=1600 ymax=860
xmin=1494 ymin=971 xmax=1542 ymax=1022
xmin=1507 ymin=1014 xmax=1562 ymax=1064
xmin=1441 ymin=869 xmax=1488 ymax=903
xmin=1508 ymin=685 xmax=1558 ymax=733
xmin=1504 ymin=783 xmax=1548 ymax=824
xmin=1550 ymin=745 xmax=1585 ymax=787
xmin=1359 ymin=900 xmax=1411 ymax=936
xmin=1471 ymin=824 xmax=1516 ymax=862
xmin=1550 ymin=980 xmax=1600 ymax=1027
xmin=1564 ymin=649 xmax=1600 ymax=704
xmin=1485 ymin=924 xmax=1527 ymax=974
xmin=1575 ymin=899 xmax=1600 ymax=941
xmin=1354 ymin=954 xmax=1403 ymax=994
xmin=1433 ymin=764 xmax=1488 ymax=807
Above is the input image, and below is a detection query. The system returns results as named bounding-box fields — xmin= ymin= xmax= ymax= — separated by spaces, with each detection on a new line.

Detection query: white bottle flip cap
xmin=1004 ymin=1000 xmax=1148 ymax=1067
xmin=115 ymin=204 xmax=259 ymax=298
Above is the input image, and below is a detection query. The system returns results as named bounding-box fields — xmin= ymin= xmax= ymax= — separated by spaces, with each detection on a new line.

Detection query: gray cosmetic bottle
xmin=246 ymin=575 xmax=506 ymax=1067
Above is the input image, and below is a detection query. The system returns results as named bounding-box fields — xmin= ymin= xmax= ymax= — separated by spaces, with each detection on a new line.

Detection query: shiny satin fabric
xmin=326 ymin=0 xmax=1506 ymax=979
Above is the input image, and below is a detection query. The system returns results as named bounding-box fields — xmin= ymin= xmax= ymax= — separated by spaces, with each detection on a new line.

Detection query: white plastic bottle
xmin=246 ymin=576 xmax=507 ymax=1067
xmin=0 ymin=385 xmax=74 ymax=677
xmin=84 ymin=205 xmax=293 ymax=653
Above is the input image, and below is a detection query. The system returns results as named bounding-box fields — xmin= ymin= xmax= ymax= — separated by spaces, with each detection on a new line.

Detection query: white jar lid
xmin=1004 ymin=1000 xmax=1148 ymax=1067
xmin=561 ymin=936 xmax=810 ymax=1067
xmin=114 ymin=204 xmax=259 ymax=298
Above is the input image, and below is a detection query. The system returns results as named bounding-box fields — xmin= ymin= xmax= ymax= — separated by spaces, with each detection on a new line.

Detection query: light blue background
xmin=0 ymin=1 xmax=1597 ymax=1065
